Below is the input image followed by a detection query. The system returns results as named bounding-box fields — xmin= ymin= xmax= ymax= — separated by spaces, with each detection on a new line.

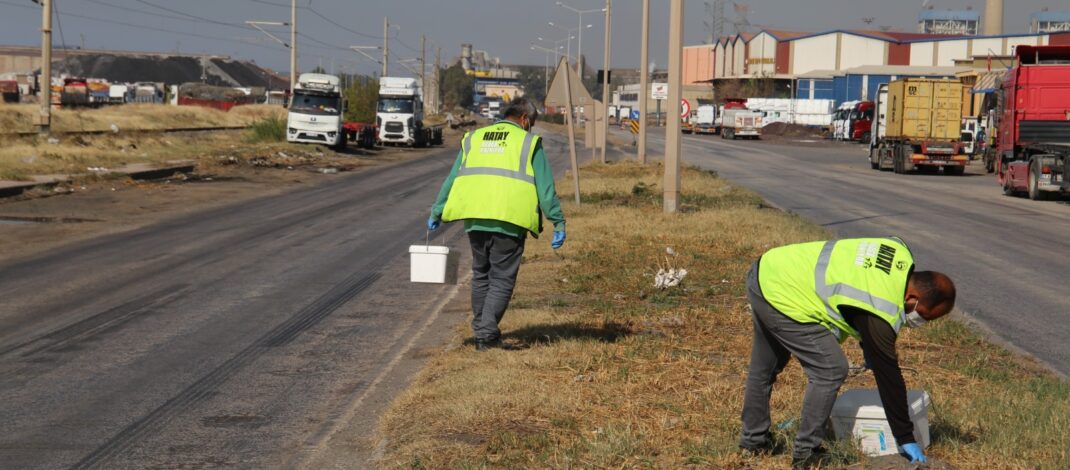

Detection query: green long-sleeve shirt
xmin=430 ymin=120 xmax=566 ymax=239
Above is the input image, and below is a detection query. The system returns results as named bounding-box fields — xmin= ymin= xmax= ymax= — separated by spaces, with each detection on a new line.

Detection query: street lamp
xmin=246 ymin=20 xmax=293 ymax=94
xmin=556 ymin=1 xmax=605 ymax=77
xmin=548 ymin=22 xmax=589 ymax=66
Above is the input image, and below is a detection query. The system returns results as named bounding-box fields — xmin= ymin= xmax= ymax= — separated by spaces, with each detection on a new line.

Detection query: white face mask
xmin=904 ymin=311 xmax=928 ymax=328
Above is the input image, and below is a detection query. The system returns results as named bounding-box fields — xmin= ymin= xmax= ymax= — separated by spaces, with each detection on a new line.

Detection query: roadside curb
xmin=0 ymin=161 xmax=196 ymax=199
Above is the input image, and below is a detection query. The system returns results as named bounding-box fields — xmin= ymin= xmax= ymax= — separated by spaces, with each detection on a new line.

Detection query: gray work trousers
xmin=740 ymin=262 xmax=849 ymax=459
xmin=468 ymin=230 xmax=525 ymax=342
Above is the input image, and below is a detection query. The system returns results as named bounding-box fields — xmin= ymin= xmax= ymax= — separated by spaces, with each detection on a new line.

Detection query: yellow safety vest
xmin=758 ymin=238 xmax=914 ymax=342
xmin=442 ymin=123 xmax=542 ymax=235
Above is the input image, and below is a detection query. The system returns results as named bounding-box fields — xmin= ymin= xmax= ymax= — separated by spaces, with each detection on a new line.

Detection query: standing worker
xmin=739 ymin=237 xmax=955 ymax=468
xmin=428 ymin=97 xmax=566 ymax=351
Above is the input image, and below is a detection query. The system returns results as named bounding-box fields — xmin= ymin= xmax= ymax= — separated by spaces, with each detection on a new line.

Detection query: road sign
xmin=630 ymin=110 xmax=640 ymax=120
xmin=629 ymin=120 xmax=640 ymax=135
xmin=680 ymin=99 xmax=691 ymax=118
xmin=651 ymin=82 xmax=668 ymax=100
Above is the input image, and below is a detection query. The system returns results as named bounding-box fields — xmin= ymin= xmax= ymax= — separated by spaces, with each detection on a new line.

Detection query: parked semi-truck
xmin=376 ymin=76 xmax=442 ymax=147
xmin=995 ymin=45 xmax=1070 ymax=200
xmin=869 ymin=79 xmax=969 ymax=175
xmin=287 ymin=73 xmax=346 ymax=150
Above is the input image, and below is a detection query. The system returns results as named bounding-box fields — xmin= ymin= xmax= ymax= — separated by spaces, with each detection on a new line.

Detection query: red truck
xmin=0 ymin=80 xmax=18 ymax=103
xmin=995 ymin=45 xmax=1070 ymax=200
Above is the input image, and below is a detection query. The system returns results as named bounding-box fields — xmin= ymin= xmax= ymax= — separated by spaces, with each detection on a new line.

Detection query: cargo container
xmin=994 ymin=46 xmax=1070 ymax=200
xmin=868 ymin=78 xmax=969 ymax=175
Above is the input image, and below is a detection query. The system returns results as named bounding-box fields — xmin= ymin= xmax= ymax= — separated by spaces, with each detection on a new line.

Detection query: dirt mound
xmin=762 ymin=122 xmax=826 ymax=139
xmin=52 ymin=54 xmax=286 ymax=89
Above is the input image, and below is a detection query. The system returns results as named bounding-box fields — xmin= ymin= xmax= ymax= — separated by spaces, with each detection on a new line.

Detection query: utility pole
xmin=38 ymin=0 xmax=52 ymax=135
xmin=638 ymin=0 xmax=649 ymax=164
xmin=664 ymin=0 xmax=684 ymax=213
xmin=420 ymin=34 xmax=426 ymax=106
xmin=434 ymin=46 xmax=442 ymax=113
xmin=599 ymin=0 xmax=612 ymax=164
xmin=289 ymin=0 xmax=296 ymax=94
xmin=382 ymin=17 xmax=389 ymax=76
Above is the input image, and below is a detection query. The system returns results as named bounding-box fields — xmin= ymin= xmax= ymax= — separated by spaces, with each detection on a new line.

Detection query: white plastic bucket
xmin=830 ymin=388 xmax=931 ymax=456
xmin=409 ymin=245 xmax=450 ymax=283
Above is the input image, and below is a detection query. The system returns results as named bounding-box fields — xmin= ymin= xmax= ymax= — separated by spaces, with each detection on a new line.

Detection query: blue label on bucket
xmin=879 ymin=432 xmax=886 ymax=451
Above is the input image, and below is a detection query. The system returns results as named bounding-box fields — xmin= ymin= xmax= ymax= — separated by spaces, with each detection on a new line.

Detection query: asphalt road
xmin=617 ymin=126 xmax=1070 ymax=376
xmin=0 ymin=144 xmax=477 ymax=469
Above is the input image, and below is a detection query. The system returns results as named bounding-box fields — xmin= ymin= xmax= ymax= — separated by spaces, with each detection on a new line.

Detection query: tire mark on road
xmin=0 ymin=284 xmax=191 ymax=358
xmin=70 ymin=271 xmax=381 ymax=470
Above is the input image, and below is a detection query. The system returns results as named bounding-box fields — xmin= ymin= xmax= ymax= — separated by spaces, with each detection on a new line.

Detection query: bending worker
xmin=428 ymin=97 xmax=566 ymax=351
xmin=739 ymin=237 xmax=955 ymax=468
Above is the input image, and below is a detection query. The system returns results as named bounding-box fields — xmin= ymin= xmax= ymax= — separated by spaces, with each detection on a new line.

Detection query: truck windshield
xmin=378 ymin=98 xmax=414 ymax=113
xmin=291 ymin=93 xmax=340 ymax=115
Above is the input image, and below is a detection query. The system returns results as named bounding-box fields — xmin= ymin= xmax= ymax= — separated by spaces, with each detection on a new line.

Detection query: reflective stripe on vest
xmin=457 ymin=132 xmax=536 ymax=184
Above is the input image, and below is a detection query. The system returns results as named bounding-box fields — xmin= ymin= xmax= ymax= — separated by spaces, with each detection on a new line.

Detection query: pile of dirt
xmin=52 ymin=54 xmax=286 ymax=89
xmin=762 ymin=122 xmax=827 ymax=139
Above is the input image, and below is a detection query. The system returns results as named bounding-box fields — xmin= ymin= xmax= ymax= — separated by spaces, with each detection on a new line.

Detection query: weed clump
xmin=248 ymin=115 xmax=287 ymax=143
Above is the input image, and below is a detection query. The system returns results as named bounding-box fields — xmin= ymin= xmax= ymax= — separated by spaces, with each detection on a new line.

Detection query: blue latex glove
xmin=900 ymin=443 xmax=927 ymax=464
xmin=427 ymin=216 xmax=440 ymax=231
xmin=551 ymin=230 xmax=566 ymax=249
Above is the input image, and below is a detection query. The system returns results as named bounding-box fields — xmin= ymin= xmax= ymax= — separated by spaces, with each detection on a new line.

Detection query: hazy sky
xmin=0 ymin=0 xmax=1060 ymax=77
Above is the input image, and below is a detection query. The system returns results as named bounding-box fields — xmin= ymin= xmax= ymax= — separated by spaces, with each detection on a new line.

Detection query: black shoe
xmin=475 ymin=339 xmax=501 ymax=351
xmin=740 ymin=441 xmax=775 ymax=456
xmin=791 ymin=446 xmax=829 ymax=469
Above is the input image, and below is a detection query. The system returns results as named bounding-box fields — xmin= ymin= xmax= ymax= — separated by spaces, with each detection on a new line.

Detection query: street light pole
xmin=638 ymin=0 xmax=649 ymax=164
xmin=600 ymin=0 xmax=612 ymax=164
xmin=556 ymin=2 xmax=605 ymax=77
xmin=664 ymin=0 xmax=684 ymax=213
xmin=37 ymin=0 xmax=52 ymax=135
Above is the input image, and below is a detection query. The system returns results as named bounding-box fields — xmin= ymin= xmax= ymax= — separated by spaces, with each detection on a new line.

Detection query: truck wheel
xmin=893 ymin=149 xmax=903 ymax=174
xmin=861 ymin=132 xmax=871 ymax=144
xmin=1028 ymin=159 xmax=1046 ymax=201
xmin=869 ymin=149 xmax=879 ymax=170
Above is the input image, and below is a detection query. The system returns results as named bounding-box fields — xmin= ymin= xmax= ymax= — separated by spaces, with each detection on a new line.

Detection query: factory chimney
xmin=984 ymin=0 xmax=1003 ymax=35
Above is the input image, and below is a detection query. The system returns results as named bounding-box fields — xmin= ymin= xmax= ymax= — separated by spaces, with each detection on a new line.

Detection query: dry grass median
xmin=376 ymin=161 xmax=1070 ymax=468
xmin=0 ymin=103 xmax=284 ymax=134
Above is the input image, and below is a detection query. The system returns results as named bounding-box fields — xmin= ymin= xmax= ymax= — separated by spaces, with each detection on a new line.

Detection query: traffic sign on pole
xmin=629 ymin=120 xmax=639 ymax=134
xmin=680 ymin=99 xmax=691 ymax=118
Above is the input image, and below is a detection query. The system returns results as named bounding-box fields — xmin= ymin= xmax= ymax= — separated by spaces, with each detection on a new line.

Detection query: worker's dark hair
xmin=503 ymin=97 xmax=539 ymax=122
xmin=911 ymin=271 xmax=956 ymax=317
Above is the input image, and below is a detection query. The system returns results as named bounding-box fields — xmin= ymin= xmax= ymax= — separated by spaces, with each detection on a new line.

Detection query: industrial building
xmin=918 ymin=9 xmax=981 ymax=36
xmin=1031 ymin=10 xmax=1070 ymax=34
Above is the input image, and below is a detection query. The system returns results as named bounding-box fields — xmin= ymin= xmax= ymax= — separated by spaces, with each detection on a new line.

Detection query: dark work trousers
xmin=468 ymin=230 xmax=526 ymax=342
xmin=740 ymin=262 xmax=849 ymax=459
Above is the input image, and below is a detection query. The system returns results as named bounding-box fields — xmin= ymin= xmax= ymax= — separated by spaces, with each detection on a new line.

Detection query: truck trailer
xmin=994 ymin=46 xmax=1070 ymax=200
xmin=869 ymin=79 xmax=969 ymax=175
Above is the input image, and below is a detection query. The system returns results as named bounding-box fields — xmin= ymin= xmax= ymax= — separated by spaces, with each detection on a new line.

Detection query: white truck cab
xmin=377 ymin=77 xmax=425 ymax=147
xmin=287 ymin=73 xmax=346 ymax=149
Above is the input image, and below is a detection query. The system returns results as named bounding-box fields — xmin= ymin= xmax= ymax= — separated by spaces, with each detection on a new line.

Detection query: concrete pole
xmin=435 ymin=46 xmax=442 ymax=113
xmin=576 ymin=12 xmax=583 ymax=76
xmin=420 ymin=34 xmax=426 ymax=101
xmin=664 ymin=0 xmax=684 ymax=214
xmin=382 ymin=17 xmax=389 ymax=76
xmin=599 ymin=0 xmax=612 ymax=164
xmin=289 ymin=0 xmax=296 ymax=94
xmin=562 ymin=58 xmax=581 ymax=205
xmin=38 ymin=0 xmax=52 ymax=134
xmin=638 ymin=0 xmax=649 ymax=164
